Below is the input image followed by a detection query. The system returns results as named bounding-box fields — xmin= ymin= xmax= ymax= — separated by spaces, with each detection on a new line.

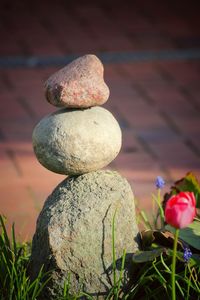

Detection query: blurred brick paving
xmin=1 ymin=0 xmax=200 ymax=240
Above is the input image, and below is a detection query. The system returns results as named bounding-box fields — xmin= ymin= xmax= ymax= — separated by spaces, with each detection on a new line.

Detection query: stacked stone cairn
xmin=30 ymin=54 xmax=139 ymax=299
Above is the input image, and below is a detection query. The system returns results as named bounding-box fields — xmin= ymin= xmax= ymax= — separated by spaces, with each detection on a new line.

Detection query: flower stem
xmin=157 ymin=189 xmax=164 ymax=228
xmin=172 ymin=229 xmax=179 ymax=300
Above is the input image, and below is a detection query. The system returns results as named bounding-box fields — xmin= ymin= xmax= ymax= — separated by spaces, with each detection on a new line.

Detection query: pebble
xmin=32 ymin=106 xmax=122 ymax=175
xmin=45 ymin=54 xmax=110 ymax=108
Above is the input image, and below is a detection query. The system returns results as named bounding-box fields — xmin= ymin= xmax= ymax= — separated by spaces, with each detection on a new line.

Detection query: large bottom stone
xmin=30 ymin=170 xmax=139 ymax=299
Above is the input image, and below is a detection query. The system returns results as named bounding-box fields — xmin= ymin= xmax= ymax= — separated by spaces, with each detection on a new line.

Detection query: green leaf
xmin=132 ymin=248 xmax=165 ymax=263
xmin=166 ymin=220 xmax=200 ymax=250
xmin=172 ymin=172 xmax=200 ymax=208
xmin=189 ymin=254 xmax=200 ymax=267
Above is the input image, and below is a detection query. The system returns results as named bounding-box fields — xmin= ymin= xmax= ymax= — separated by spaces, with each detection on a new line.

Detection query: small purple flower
xmin=155 ymin=176 xmax=165 ymax=189
xmin=183 ymin=247 xmax=192 ymax=263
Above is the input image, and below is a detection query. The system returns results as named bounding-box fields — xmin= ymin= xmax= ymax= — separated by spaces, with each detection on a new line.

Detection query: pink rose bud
xmin=165 ymin=192 xmax=196 ymax=229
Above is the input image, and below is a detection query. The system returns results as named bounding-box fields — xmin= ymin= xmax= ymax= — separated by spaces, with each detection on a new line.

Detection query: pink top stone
xmin=44 ymin=54 xmax=110 ymax=108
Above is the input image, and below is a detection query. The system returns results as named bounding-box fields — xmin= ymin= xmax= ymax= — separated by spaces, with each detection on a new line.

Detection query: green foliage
xmin=170 ymin=172 xmax=200 ymax=208
xmin=0 ymin=215 xmax=50 ymax=300
xmin=131 ymin=172 xmax=200 ymax=299
xmin=166 ymin=220 xmax=200 ymax=251
xmin=128 ymin=251 xmax=200 ymax=299
xmin=132 ymin=248 xmax=165 ymax=263
xmin=130 ymin=227 xmax=200 ymax=299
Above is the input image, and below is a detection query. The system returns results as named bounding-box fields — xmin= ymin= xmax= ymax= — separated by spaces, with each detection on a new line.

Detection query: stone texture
xmin=32 ymin=106 xmax=122 ymax=175
xmin=29 ymin=170 xmax=139 ymax=298
xmin=45 ymin=54 xmax=110 ymax=108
